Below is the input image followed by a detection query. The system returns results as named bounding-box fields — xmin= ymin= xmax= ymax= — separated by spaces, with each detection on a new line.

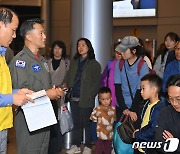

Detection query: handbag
xmin=117 ymin=114 xmax=135 ymax=144
xmin=113 ymin=121 xmax=134 ymax=154
xmin=58 ymin=105 xmax=73 ymax=135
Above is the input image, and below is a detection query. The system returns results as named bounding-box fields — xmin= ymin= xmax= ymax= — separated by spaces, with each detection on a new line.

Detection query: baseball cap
xmin=115 ymin=36 xmax=140 ymax=52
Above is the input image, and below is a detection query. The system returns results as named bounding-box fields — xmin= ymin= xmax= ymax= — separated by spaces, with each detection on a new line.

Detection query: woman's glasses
xmin=175 ymin=46 xmax=180 ymax=51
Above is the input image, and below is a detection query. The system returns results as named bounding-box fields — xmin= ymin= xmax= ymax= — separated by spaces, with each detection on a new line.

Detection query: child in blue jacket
xmin=133 ymin=74 xmax=166 ymax=153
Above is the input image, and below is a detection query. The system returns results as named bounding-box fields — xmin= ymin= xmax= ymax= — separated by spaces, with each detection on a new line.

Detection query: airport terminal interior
xmin=0 ymin=0 xmax=180 ymax=154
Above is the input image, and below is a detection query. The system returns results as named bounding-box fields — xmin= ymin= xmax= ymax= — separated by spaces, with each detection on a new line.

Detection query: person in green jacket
xmin=64 ymin=38 xmax=101 ymax=154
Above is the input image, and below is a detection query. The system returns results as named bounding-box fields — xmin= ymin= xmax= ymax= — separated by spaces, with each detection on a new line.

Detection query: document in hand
xmin=21 ymin=90 xmax=57 ymax=132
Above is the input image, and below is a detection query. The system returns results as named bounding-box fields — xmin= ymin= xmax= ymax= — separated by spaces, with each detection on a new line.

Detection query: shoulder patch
xmin=15 ymin=60 xmax=26 ymax=68
xmin=32 ymin=64 xmax=41 ymax=72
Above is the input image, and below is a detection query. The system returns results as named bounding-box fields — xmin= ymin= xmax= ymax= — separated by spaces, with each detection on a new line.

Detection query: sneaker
xmin=82 ymin=146 xmax=92 ymax=154
xmin=111 ymin=148 xmax=115 ymax=154
xmin=66 ymin=145 xmax=81 ymax=154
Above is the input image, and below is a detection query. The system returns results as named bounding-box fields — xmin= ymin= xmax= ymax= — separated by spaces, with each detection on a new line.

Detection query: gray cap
xmin=115 ymin=36 xmax=140 ymax=52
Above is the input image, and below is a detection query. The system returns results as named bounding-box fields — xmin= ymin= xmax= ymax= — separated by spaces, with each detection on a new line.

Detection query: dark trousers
xmin=48 ymin=101 xmax=63 ymax=154
xmin=91 ymin=122 xmax=98 ymax=143
xmin=95 ymin=139 xmax=112 ymax=154
xmin=70 ymin=101 xmax=93 ymax=148
xmin=48 ymin=123 xmax=63 ymax=154
xmin=116 ymin=106 xmax=123 ymax=121
xmin=15 ymin=111 xmax=50 ymax=154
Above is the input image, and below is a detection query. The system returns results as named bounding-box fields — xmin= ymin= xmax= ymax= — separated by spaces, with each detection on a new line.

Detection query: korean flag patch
xmin=15 ymin=60 xmax=26 ymax=68
xmin=32 ymin=64 xmax=41 ymax=72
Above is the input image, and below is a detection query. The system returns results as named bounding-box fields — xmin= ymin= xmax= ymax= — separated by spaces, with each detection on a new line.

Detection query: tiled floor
xmin=7 ymin=128 xmax=66 ymax=154
xmin=7 ymin=128 xmax=95 ymax=154
xmin=7 ymin=128 xmax=17 ymax=154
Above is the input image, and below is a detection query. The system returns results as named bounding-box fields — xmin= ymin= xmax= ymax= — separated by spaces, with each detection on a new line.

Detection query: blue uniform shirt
xmin=0 ymin=46 xmax=19 ymax=107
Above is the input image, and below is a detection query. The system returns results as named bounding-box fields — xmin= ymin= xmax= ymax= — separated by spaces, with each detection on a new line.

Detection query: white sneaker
xmin=111 ymin=148 xmax=115 ymax=154
xmin=66 ymin=145 xmax=81 ymax=154
xmin=82 ymin=146 xmax=92 ymax=154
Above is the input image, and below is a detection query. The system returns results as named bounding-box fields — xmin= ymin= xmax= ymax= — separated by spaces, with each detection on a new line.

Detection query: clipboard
xmin=21 ymin=90 xmax=57 ymax=132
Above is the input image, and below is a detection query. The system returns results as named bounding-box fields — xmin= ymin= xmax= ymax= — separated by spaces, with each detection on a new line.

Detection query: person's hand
xmin=13 ymin=93 xmax=34 ymax=106
xmin=132 ymin=129 xmax=139 ymax=138
xmin=123 ymin=109 xmax=130 ymax=115
xmin=129 ymin=111 xmax=137 ymax=121
xmin=58 ymin=83 xmax=68 ymax=92
xmin=46 ymin=86 xmax=64 ymax=100
xmin=18 ymin=88 xmax=34 ymax=95
xmin=163 ymin=130 xmax=174 ymax=139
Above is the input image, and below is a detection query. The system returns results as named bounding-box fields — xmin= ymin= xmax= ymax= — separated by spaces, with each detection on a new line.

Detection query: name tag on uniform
xmin=15 ymin=60 xmax=26 ymax=68
xmin=32 ymin=64 xmax=41 ymax=72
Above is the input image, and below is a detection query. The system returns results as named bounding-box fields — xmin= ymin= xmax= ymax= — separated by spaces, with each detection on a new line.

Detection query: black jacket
xmin=155 ymin=105 xmax=180 ymax=154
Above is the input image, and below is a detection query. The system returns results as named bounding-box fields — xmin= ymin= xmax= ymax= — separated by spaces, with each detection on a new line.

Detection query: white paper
xmin=22 ymin=90 xmax=57 ymax=132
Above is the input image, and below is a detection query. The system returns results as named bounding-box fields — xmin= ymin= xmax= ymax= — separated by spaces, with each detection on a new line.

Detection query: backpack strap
xmin=119 ymin=58 xmax=145 ymax=75
xmin=137 ymin=58 xmax=145 ymax=75
xmin=119 ymin=59 xmax=125 ymax=72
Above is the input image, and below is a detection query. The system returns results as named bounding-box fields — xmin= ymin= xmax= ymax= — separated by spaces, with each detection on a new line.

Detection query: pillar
xmin=71 ymin=0 xmax=113 ymax=70
xmin=41 ymin=0 xmax=50 ymax=47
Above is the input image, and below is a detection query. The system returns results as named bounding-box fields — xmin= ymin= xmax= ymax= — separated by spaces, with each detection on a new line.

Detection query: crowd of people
xmin=0 ymin=7 xmax=180 ymax=154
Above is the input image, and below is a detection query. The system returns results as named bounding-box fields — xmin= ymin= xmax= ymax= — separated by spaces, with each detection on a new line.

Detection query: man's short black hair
xmin=20 ymin=18 xmax=44 ymax=40
xmin=141 ymin=73 xmax=162 ymax=96
xmin=166 ymin=74 xmax=180 ymax=88
xmin=0 ymin=7 xmax=17 ymax=25
xmin=98 ymin=87 xmax=112 ymax=95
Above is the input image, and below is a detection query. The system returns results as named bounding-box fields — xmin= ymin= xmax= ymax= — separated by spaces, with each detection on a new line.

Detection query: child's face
xmin=99 ymin=93 xmax=112 ymax=107
xmin=140 ymin=80 xmax=155 ymax=100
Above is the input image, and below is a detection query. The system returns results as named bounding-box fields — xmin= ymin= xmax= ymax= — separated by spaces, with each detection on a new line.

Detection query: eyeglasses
xmin=167 ymin=96 xmax=180 ymax=104
xmin=175 ymin=46 xmax=180 ymax=51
